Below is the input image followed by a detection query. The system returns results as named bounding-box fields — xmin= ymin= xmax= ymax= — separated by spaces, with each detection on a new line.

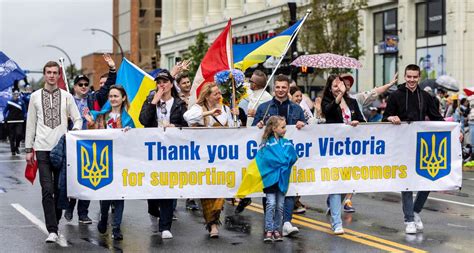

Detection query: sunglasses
xmin=77 ymin=82 xmax=89 ymax=87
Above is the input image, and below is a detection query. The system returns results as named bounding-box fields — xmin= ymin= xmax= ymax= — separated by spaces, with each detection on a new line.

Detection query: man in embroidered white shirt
xmin=25 ymin=61 xmax=82 ymax=244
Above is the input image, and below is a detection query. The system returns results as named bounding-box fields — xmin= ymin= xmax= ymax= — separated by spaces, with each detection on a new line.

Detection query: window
xmin=373 ymin=9 xmax=397 ymax=44
xmin=155 ymin=0 xmax=162 ymax=17
xmin=416 ymin=0 xmax=445 ymax=38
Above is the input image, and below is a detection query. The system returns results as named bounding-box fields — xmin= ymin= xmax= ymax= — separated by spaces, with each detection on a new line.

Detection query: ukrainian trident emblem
xmin=77 ymin=140 xmax=113 ymax=190
xmin=416 ymin=132 xmax=451 ymax=181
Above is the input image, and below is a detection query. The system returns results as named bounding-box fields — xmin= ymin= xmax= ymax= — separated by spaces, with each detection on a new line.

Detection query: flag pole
xmin=227 ymin=18 xmax=238 ymax=126
xmin=58 ymin=57 xmax=70 ymax=93
xmin=250 ymin=9 xmax=312 ymax=110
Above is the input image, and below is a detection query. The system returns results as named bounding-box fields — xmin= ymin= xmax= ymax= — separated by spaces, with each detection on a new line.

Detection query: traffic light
xmin=301 ymin=66 xmax=308 ymax=74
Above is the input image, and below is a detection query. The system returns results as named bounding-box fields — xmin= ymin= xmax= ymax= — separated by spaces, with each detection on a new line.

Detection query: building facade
xmin=113 ymin=0 xmax=162 ymax=71
xmin=359 ymin=0 xmax=474 ymax=91
xmin=158 ymin=0 xmax=307 ymax=70
xmin=81 ymin=53 xmax=113 ymax=91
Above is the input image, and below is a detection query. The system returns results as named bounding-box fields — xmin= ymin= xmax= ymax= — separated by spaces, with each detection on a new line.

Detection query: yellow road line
xmin=248 ymin=203 xmax=427 ymax=253
xmin=245 ymin=205 xmax=405 ymax=253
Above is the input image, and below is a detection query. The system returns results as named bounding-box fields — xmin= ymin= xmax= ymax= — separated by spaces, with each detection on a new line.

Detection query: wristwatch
xmin=25 ymin=148 xmax=33 ymax=153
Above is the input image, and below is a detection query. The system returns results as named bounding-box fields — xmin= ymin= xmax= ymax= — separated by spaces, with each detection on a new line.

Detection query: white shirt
xmin=25 ymin=88 xmax=82 ymax=151
xmin=156 ymin=98 xmax=174 ymax=126
xmin=183 ymin=104 xmax=239 ymax=127
xmin=246 ymin=88 xmax=273 ymax=126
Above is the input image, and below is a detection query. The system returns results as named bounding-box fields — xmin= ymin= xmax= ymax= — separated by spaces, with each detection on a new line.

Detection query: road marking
xmin=11 ymin=203 xmax=48 ymax=234
xmin=427 ymin=196 xmax=474 ymax=208
xmin=11 ymin=203 xmax=68 ymax=247
xmin=248 ymin=203 xmax=427 ymax=253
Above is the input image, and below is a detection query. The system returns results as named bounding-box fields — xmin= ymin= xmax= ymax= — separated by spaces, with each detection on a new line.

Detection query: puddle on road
xmin=370 ymin=223 xmax=399 ymax=233
xmin=83 ymin=237 xmax=123 ymax=252
xmin=224 ymin=215 xmax=251 ymax=234
xmin=6 ymin=176 xmax=23 ymax=185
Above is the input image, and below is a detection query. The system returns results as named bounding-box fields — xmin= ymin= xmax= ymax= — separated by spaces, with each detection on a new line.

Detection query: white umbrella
xmin=436 ymin=75 xmax=459 ymax=92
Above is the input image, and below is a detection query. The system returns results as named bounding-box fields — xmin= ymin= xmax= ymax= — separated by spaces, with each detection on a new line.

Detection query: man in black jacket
xmin=383 ymin=64 xmax=444 ymax=235
xmin=3 ymin=89 xmax=25 ymax=155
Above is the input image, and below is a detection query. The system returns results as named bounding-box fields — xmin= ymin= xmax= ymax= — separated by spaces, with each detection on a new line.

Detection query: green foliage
xmin=184 ymin=32 xmax=209 ymax=79
xmin=298 ymin=0 xmax=367 ymax=74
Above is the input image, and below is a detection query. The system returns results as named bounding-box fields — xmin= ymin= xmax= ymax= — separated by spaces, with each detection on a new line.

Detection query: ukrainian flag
xmin=236 ymin=137 xmax=298 ymax=198
xmin=233 ymin=19 xmax=303 ymax=71
xmin=114 ymin=58 xmax=156 ymax=128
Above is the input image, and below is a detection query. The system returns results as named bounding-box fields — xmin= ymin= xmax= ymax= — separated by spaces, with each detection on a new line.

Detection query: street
xmin=0 ymin=142 xmax=473 ymax=253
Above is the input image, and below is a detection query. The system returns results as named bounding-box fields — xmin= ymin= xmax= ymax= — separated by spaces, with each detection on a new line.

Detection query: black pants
xmin=37 ymin=151 xmax=62 ymax=234
xmin=66 ymin=198 xmax=90 ymax=218
xmin=147 ymin=199 xmax=175 ymax=232
xmin=7 ymin=122 xmax=22 ymax=153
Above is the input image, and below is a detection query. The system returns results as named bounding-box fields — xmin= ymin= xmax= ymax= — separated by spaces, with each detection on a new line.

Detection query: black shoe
xmin=97 ymin=216 xmax=107 ymax=234
xmin=235 ymin=198 xmax=252 ymax=214
xmin=11 ymin=152 xmax=16 ymax=156
xmin=79 ymin=216 xmax=93 ymax=224
xmin=186 ymin=199 xmax=199 ymax=210
xmin=112 ymin=227 xmax=123 ymax=241
xmin=64 ymin=210 xmax=73 ymax=222
xmin=16 ymin=148 xmax=20 ymax=154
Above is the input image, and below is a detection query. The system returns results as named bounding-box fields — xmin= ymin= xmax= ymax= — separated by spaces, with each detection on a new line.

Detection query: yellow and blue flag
xmin=233 ymin=19 xmax=303 ymax=71
xmin=95 ymin=58 xmax=156 ymax=128
xmin=237 ymin=137 xmax=298 ymax=198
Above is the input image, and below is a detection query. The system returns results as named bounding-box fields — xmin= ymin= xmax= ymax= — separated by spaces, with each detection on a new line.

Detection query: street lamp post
xmin=84 ymin=28 xmax=125 ymax=60
xmin=42 ymin=44 xmax=74 ymax=80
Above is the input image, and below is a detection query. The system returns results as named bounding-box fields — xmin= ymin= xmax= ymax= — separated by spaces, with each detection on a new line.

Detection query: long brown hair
xmin=261 ymin=116 xmax=285 ymax=144
xmin=196 ymin=82 xmax=219 ymax=126
xmin=109 ymin=85 xmax=130 ymax=112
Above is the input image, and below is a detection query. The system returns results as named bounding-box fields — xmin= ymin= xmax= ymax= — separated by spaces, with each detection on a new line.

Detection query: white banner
xmin=66 ymin=122 xmax=462 ymax=200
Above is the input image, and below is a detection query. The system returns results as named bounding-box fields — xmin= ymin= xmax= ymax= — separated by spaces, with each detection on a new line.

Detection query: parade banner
xmin=66 ymin=122 xmax=462 ymax=200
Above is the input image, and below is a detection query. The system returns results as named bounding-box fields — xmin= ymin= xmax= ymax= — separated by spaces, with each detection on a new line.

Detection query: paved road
xmin=0 ymin=142 xmax=473 ymax=252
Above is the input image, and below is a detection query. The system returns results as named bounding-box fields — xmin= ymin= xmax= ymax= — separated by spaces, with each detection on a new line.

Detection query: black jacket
xmin=139 ymin=91 xmax=188 ymax=127
xmin=322 ymin=95 xmax=366 ymax=123
xmin=382 ymin=84 xmax=444 ymax=122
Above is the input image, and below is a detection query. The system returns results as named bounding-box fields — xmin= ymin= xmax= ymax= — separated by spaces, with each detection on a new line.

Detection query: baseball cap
xmin=340 ymin=74 xmax=355 ymax=88
xmin=155 ymin=69 xmax=174 ymax=82
xmin=74 ymin=75 xmax=90 ymax=84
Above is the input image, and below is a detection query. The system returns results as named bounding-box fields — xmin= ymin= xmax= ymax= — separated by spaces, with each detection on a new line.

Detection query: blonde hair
xmin=261 ymin=116 xmax=286 ymax=144
xmin=196 ymin=82 xmax=218 ymax=127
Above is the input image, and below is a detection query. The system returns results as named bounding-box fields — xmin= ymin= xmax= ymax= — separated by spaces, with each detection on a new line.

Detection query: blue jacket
xmin=252 ymin=98 xmax=306 ymax=126
xmin=258 ymin=137 xmax=298 ymax=194
xmin=50 ymin=135 xmax=68 ymax=209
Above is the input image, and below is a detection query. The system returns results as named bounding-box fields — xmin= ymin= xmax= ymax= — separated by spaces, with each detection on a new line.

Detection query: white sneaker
xmin=56 ymin=233 xmax=68 ymax=247
xmin=405 ymin=222 xmax=417 ymax=234
xmin=414 ymin=212 xmax=424 ymax=231
xmin=149 ymin=214 xmax=159 ymax=233
xmin=161 ymin=230 xmax=173 ymax=239
xmin=282 ymin=222 xmax=299 ymax=237
xmin=334 ymin=227 xmax=345 ymax=235
xmin=45 ymin=232 xmax=58 ymax=243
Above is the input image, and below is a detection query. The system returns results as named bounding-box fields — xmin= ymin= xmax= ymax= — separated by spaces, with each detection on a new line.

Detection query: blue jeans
xmin=265 ymin=191 xmax=285 ymax=232
xmin=401 ymin=191 xmax=430 ymax=222
xmin=263 ymin=196 xmax=295 ymax=223
xmin=469 ymin=124 xmax=474 ymax=146
xmin=328 ymin=194 xmax=343 ymax=230
xmin=100 ymin=200 xmax=124 ymax=228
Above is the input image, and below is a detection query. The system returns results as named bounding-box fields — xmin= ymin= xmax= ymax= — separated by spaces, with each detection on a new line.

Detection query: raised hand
xmin=103 ymin=53 xmax=116 ymax=69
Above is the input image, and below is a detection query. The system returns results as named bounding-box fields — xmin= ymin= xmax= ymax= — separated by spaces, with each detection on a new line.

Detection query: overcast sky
xmin=0 ymin=0 xmax=112 ymax=81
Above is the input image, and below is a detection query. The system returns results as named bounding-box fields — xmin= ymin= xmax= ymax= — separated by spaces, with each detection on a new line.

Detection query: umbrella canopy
xmin=419 ymin=77 xmax=459 ymax=92
xmin=291 ymin=53 xmax=363 ymax=69
xmin=419 ymin=79 xmax=438 ymax=91
xmin=436 ymin=75 xmax=459 ymax=92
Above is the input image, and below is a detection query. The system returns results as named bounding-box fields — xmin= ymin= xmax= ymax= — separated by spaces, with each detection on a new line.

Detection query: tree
xmin=297 ymin=0 xmax=367 ymax=74
xmin=184 ymin=32 xmax=209 ymax=79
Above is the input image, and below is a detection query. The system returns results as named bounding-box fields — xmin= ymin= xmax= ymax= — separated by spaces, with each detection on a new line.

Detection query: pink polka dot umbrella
xmin=291 ymin=53 xmax=362 ymax=69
